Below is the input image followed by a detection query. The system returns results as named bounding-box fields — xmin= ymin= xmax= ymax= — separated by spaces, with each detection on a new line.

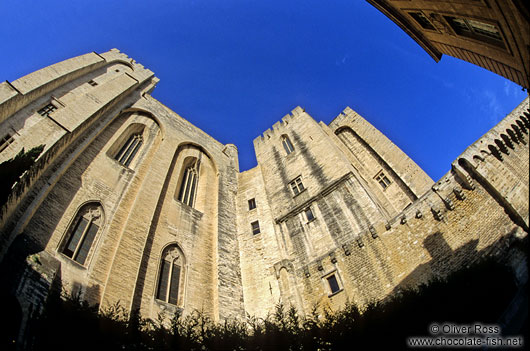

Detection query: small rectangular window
xmin=248 ymin=198 xmax=256 ymax=210
xmin=409 ymin=12 xmax=435 ymax=30
xmin=375 ymin=171 xmax=391 ymax=190
xmin=0 ymin=133 xmax=15 ymax=153
xmin=251 ymin=221 xmax=260 ymax=235
xmin=37 ymin=103 xmax=57 ymax=117
xmin=327 ymin=274 xmax=340 ymax=294
xmin=88 ymin=80 xmax=98 ymax=86
xmin=305 ymin=207 xmax=315 ymax=222
xmin=444 ymin=16 xmax=504 ymax=48
xmin=290 ymin=176 xmax=305 ymax=196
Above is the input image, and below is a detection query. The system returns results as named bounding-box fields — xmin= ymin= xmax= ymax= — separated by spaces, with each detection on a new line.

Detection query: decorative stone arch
xmin=154 ymin=243 xmax=187 ymax=309
xmin=58 ymin=201 xmax=105 ymax=267
xmin=173 ymin=142 xmax=219 ymax=213
xmin=273 ymin=259 xmax=295 ymax=278
xmin=106 ymin=59 xmax=135 ymax=71
xmin=334 ymin=125 xmax=352 ymax=135
xmin=105 ymin=110 xmax=162 ymax=169
xmin=334 ymin=125 xmax=418 ymax=206
xmin=273 ymin=260 xmax=300 ymax=308
xmin=473 ymin=154 xmax=485 ymax=164
xmin=121 ymin=107 xmax=165 ymax=139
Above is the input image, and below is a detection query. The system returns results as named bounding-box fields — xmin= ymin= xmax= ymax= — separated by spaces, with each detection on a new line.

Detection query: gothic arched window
xmin=114 ymin=132 xmax=143 ymax=167
xmin=61 ymin=203 xmax=104 ymax=265
xmin=282 ymin=135 xmax=295 ymax=155
xmin=178 ymin=160 xmax=199 ymax=207
xmin=156 ymin=245 xmax=184 ymax=305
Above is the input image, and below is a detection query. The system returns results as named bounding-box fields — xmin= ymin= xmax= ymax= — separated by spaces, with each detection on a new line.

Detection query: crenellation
xmin=290 ymin=106 xmax=304 ymax=116
xmin=272 ymin=120 xmax=283 ymax=131
xmin=281 ymin=114 xmax=292 ymax=124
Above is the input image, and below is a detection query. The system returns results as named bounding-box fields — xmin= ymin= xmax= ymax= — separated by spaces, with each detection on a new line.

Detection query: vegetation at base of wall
xmin=0 ymin=145 xmax=44 ymax=208
xmin=23 ymin=258 xmax=522 ymax=350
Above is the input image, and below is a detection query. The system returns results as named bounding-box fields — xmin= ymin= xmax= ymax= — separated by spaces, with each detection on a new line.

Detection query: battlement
xmin=253 ymin=106 xmax=306 ymax=146
xmin=328 ymin=106 xmax=362 ymax=127
xmin=452 ymin=97 xmax=529 ymax=231
xmin=0 ymin=49 xmax=156 ymax=125
xmin=456 ymin=97 xmax=529 ymax=167
xmin=99 ymin=49 xmax=154 ymax=78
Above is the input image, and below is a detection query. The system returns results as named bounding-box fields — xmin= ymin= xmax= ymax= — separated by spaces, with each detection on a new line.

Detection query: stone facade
xmin=0 ymin=51 xmax=528 ymax=341
xmin=367 ymin=0 xmax=530 ymax=89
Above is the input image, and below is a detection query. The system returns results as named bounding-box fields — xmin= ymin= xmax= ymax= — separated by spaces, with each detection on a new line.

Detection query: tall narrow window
xmin=251 ymin=221 xmax=260 ymax=235
xmin=37 ymin=103 xmax=57 ymax=117
xmin=282 ymin=135 xmax=295 ymax=155
xmin=178 ymin=160 xmax=199 ymax=207
xmin=305 ymin=207 xmax=315 ymax=222
xmin=327 ymin=274 xmax=340 ymax=294
xmin=114 ymin=133 xmax=143 ymax=167
xmin=290 ymin=176 xmax=305 ymax=196
xmin=61 ymin=203 xmax=103 ymax=265
xmin=248 ymin=198 xmax=256 ymax=210
xmin=156 ymin=246 xmax=184 ymax=306
xmin=374 ymin=170 xmax=391 ymax=190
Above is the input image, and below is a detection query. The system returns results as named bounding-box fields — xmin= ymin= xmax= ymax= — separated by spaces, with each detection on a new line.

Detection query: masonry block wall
xmin=0 ymin=51 xmax=527 ymax=338
xmin=237 ymin=99 xmax=528 ymax=317
xmin=0 ymin=50 xmax=245 ymax=330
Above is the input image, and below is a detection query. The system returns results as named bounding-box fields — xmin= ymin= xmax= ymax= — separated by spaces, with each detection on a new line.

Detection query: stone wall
xmin=0 ymin=51 xmax=527 ymax=338
xmin=0 ymin=50 xmax=245 ymax=327
xmin=238 ymin=99 xmax=528 ymax=317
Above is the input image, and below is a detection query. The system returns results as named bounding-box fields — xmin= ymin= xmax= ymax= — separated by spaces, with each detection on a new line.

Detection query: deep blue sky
xmin=1 ymin=1 xmax=526 ymax=180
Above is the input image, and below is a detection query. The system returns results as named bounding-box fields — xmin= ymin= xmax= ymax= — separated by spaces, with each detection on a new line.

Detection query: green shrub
xmin=24 ymin=257 xmax=518 ymax=350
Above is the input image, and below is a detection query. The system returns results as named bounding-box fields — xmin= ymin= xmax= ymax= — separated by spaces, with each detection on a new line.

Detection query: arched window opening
xmin=500 ymin=134 xmax=514 ymax=150
xmin=488 ymin=144 xmax=503 ymax=161
xmin=282 ymin=135 xmax=295 ymax=155
xmin=61 ymin=203 xmax=103 ymax=265
xmin=178 ymin=159 xmax=200 ymax=207
xmin=156 ymin=246 xmax=184 ymax=306
xmin=494 ymin=139 xmax=509 ymax=154
xmin=516 ymin=120 xmax=527 ymax=134
xmin=114 ymin=132 xmax=143 ymax=167
xmin=520 ymin=116 xmax=530 ymax=129
xmin=506 ymin=129 xmax=519 ymax=144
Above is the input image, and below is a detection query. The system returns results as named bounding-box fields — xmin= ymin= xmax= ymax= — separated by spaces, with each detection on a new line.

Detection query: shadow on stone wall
xmin=391 ymin=228 xmax=525 ymax=294
xmin=0 ymin=112 xmax=132 ymax=294
xmin=384 ymin=228 xmax=527 ymax=336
